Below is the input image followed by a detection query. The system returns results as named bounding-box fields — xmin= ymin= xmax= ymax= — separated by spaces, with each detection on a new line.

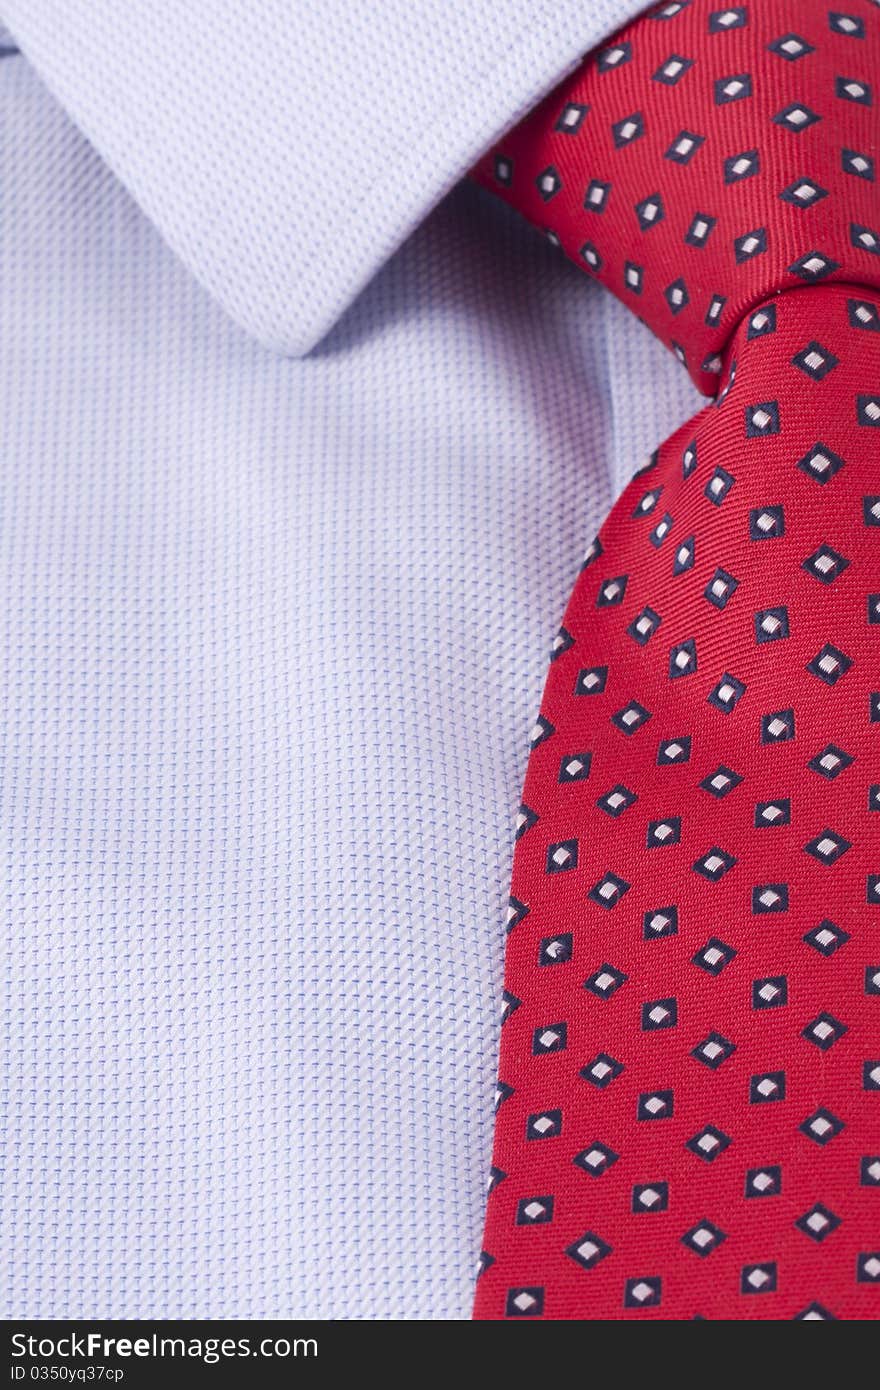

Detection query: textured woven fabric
xmin=3 ymin=0 xmax=652 ymax=355
xmin=0 ymin=46 xmax=699 ymax=1318
xmin=473 ymin=0 xmax=880 ymax=1320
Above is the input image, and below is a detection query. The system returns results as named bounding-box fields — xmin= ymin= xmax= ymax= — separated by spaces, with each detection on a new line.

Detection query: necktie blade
xmin=474 ymin=0 xmax=880 ymax=1321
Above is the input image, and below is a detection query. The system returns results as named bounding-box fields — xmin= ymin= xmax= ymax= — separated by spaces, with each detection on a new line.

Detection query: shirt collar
xmin=2 ymin=0 xmax=645 ymax=354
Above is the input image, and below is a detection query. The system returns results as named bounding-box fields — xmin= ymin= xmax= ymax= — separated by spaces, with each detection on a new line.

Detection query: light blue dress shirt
xmin=0 ymin=2 xmax=700 ymax=1318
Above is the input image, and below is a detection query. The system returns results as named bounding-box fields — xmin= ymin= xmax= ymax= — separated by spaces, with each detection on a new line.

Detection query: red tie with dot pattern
xmin=472 ymin=0 xmax=880 ymax=1321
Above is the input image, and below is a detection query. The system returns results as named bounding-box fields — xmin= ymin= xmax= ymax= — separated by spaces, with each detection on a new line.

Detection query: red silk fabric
xmin=473 ymin=0 xmax=880 ymax=1320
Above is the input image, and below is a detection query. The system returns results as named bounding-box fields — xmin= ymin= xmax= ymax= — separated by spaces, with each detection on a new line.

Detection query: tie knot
xmin=476 ymin=0 xmax=880 ymax=393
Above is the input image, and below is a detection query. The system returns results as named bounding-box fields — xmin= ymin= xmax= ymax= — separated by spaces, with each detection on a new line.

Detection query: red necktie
xmin=473 ymin=0 xmax=880 ymax=1321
